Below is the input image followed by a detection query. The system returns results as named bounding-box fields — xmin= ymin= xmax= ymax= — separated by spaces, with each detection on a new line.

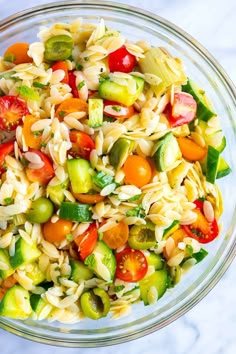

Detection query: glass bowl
xmin=0 ymin=0 xmax=236 ymax=348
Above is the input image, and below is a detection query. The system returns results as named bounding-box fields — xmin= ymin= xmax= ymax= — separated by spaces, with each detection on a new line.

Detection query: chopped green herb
xmin=66 ymin=233 xmax=73 ymax=242
xmin=21 ymin=158 xmax=29 ymax=167
xmin=77 ymin=80 xmax=85 ymax=90
xmin=18 ymin=86 xmax=40 ymax=101
xmin=3 ymin=53 xmax=15 ymax=63
xmin=114 ymin=285 xmax=125 ymax=292
xmin=40 ymin=142 xmax=47 ymax=147
xmin=4 ymin=197 xmax=13 ymax=205
xmin=128 ymin=194 xmax=142 ymax=202
xmin=32 ymin=130 xmax=43 ymax=136
xmin=51 ymin=133 xmax=55 ymax=138
xmin=33 ymin=82 xmax=49 ymax=89
xmin=75 ymin=63 xmax=83 ymax=70
xmin=112 ymin=105 xmax=121 ymax=112
xmin=59 ymin=110 xmax=66 ymax=118
xmin=126 ymin=204 xmax=145 ymax=218
xmin=186 ymin=244 xmax=193 ymax=256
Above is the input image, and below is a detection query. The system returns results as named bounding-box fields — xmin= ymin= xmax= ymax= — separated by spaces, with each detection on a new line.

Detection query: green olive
xmin=80 ymin=288 xmax=110 ymax=320
xmin=109 ymin=138 xmax=134 ymax=170
xmin=44 ymin=35 xmax=73 ymax=61
xmin=26 ymin=197 xmax=54 ymax=224
xmin=128 ymin=221 xmax=156 ymax=250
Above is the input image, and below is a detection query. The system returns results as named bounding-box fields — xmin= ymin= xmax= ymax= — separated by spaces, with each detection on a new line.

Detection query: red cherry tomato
xmin=0 ymin=95 xmax=29 ymax=131
xmin=108 ymin=46 xmax=136 ymax=73
xmin=51 ymin=61 xmax=69 ymax=84
xmin=168 ymin=92 xmax=197 ymax=127
xmin=0 ymin=141 xmax=15 ymax=174
xmin=115 ymin=248 xmax=148 ymax=282
xmin=74 ymin=223 xmax=98 ymax=261
xmin=69 ymin=130 xmax=95 ymax=160
xmin=103 ymin=100 xmax=135 ymax=119
xmin=68 ymin=71 xmax=79 ymax=98
xmin=25 ymin=149 xmax=55 ymax=185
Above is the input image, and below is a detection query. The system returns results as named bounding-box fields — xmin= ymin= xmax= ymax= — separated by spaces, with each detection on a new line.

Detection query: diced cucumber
xmin=59 ymin=202 xmax=92 ymax=222
xmin=69 ymin=259 xmax=94 ymax=282
xmin=10 ymin=238 xmax=41 ymax=270
xmin=216 ymin=156 xmax=231 ymax=179
xmin=46 ymin=179 xmax=69 ymax=206
xmin=153 ymin=132 xmax=182 ymax=172
xmin=0 ymin=249 xmax=14 ymax=280
xmin=67 ymin=158 xmax=93 ymax=194
xmin=139 ymin=269 xmax=168 ymax=305
xmin=0 ymin=285 xmax=32 ymax=319
xmin=88 ymin=98 xmax=103 ymax=127
xmin=128 ymin=221 xmax=156 ymax=250
xmin=98 ymin=75 xmax=144 ymax=106
xmin=30 ymin=294 xmax=48 ymax=317
xmin=206 ymin=145 xmax=220 ymax=184
xmin=182 ymin=78 xmax=216 ymax=121
xmin=109 ymin=138 xmax=135 ymax=170
xmin=163 ymin=220 xmax=179 ymax=239
xmin=84 ymin=241 xmax=116 ymax=282
xmin=26 ymin=262 xmax=45 ymax=285
xmin=198 ymin=120 xmax=226 ymax=153
xmin=146 ymin=253 xmax=163 ymax=270
xmin=92 ymin=171 xmax=114 ymax=190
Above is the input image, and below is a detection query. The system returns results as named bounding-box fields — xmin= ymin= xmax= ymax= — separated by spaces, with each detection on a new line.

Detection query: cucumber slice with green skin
xmin=153 ymin=132 xmax=182 ymax=172
xmin=30 ymin=294 xmax=47 ymax=317
xmin=80 ymin=287 xmax=110 ymax=320
xmin=84 ymin=241 xmax=116 ymax=282
xmin=206 ymin=145 xmax=220 ymax=184
xmin=139 ymin=269 xmax=168 ymax=305
xmin=182 ymin=79 xmax=216 ymax=121
xmin=0 ymin=249 xmax=14 ymax=280
xmin=98 ymin=75 xmax=144 ymax=106
xmin=128 ymin=222 xmax=156 ymax=250
xmin=26 ymin=262 xmax=45 ymax=285
xmin=146 ymin=253 xmax=163 ymax=270
xmin=59 ymin=202 xmax=92 ymax=222
xmin=69 ymin=259 xmax=94 ymax=282
xmin=198 ymin=120 xmax=226 ymax=153
xmin=0 ymin=285 xmax=31 ymax=319
xmin=163 ymin=220 xmax=179 ymax=239
xmin=109 ymin=138 xmax=135 ymax=170
xmin=67 ymin=158 xmax=93 ymax=194
xmin=216 ymin=156 xmax=232 ymax=179
xmin=10 ymin=238 xmax=41 ymax=270
xmin=88 ymin=98 xmax=103 ymax=127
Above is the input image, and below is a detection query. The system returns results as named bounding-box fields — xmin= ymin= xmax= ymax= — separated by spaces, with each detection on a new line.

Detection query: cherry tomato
xmin=108 ymin=46 xmax=136 ymax=73
xmin=68 ymin=71 xmax=79 ymax=98
xmin=0 ymin=95 xmax=29 ymax=131
xmin=55 ymin=98 xmax=88 ymax=120
xmin=103 ymin=100 xmax=135 ymax=119
xmin=4 ymin=42 xmax=32 ymax=65
xmin=22 ymin=115 xmax=42 ymax=149
xmin=43 ymin=217 xmax=73 ymax=243
xmin=0 ymin=141 xmax=14 ymax=174
xmin=73 ymin=192 xmax=105 ymax=204
xmin=168 ymin=92 xmax=197 ymax=127
xmin=74 ymin=223 xmax=98 ymax=261
xmin=25 ymin=149 xmax=55 ymax=185
xmin=102 ymin=221 xmax=129 ymax=249
xmin=51 ymin=61 xmax=69 ymax=84
xmin=69 ymin=130 xmax=95 ymax=160
xmin=123 ymin=155 xmax=152 ymax=188
xmin=115 ymin=248 xmax=148 ymax=282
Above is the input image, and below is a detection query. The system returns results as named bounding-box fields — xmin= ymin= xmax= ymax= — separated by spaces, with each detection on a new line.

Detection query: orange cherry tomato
xmin=22 ymin=115 xmax=42 ymax=149
xmin=51 ymin=61 xmax=69 ymax=84
xmin=73 ymin=193 xmax=105 ymax=204
xmin=55 ymin=98 xmax=88 ymax=120
xmin=123 ymin=155 xmax=152 ymax=188
xmin=115 ymin=248 xmax=148 ymax=282
xmin=177 ymin=137 xmax=207 ymax=161
xmin=25 ymin=149 xmax=55 ymax=185
xmin=103 ymin=100 xmax=135 ymax=119
xmin=102 ymin=221 xmax=129 ymax=249
xmin=43 ymin=217 xmax=73 ymax=243
xmin=4 ymin=42 xmax=32 ymax=65
xmin=74 ymin=223 xmax=98 ymax=261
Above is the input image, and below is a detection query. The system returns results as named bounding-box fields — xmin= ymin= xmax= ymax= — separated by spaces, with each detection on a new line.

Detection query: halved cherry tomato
xmin=73 ymin=192 xmax=105 ymax=204
xmin=25 ymin=149 xmax=55 ymax=185
xmin=69 ymin=130 xmax=95 ymax=160
xmin=22 ymin=115 xmax=42 ymax=149
xmin=4 ymin=42 xmax=32 ymax=65
xmin=115 ymin=248 xmax=148 ymax=282
xmin=51 ymin=61 xmax=69 ymax=84
xmin=123 ymin=155 xmax=152 ymax=188
xmin=108 ymin=46 xmax=136 ymax=73
xmin=68 ymin=71 xmax=79 ymax=98
xmin=43 ymin=217 xmax=73 ymax=243
xmin=0 ymin=141 xmax=14 ymax=173
xmin=102 ymin=221 xmax=129 ymax=249
xmin=74 ymin=223 xmax=98 ymax=261
xmin=55 ymin=98 xmax=88 ymax=120
xmin=0 ymin=95 xmax=29 ymax=131
xmin=103 ymin=100 xmax=135 ymax=119
xmin=177 ymin=137 xmax=207 ymax=161
xmin=168 ymin=92 xmax=197 ymax=127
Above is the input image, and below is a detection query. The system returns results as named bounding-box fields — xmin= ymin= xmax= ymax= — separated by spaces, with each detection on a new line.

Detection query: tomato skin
xmin=108 ymin=46 xmax=136 ymax=73
xmin=115 ymin=248 xmax=148 ymax=282
xmin=51 ymin=61 xmax=69 ymax=84
xmin=123 ymin=155 xmax=152 ymax=188
xmin=74 ymin=223 xmax=98 ymax=261
xmin=0 ymin=141 xmax=14 ymax=173
xmin=0 ymin=95 xmax=29 ymax=131
xmin=43 ymin=217 xmax=73 ymax=243
xmin=4 ymin=42 xmax=32 ymax=65
xmin=68 ymin=71 xmax=79 ymax=98
xmin=103 ymin=100 xmax=135 ymax=119
xmin=168 ymin=92 xmax=197 ymax=127
xmin=25 ymin=149 xmax=55 ymax=185
xmin=69 ymin=130 xmax=95 ymax=160
xmin=73 ymin=193 xmax=105 ymax=204
xmin=22 ymin=115 xmax=42 ymax=149
xmin=102 ymin=221 xmax=129 ymax=249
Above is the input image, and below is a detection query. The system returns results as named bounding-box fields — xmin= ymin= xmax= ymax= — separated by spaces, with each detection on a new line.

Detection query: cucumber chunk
xmin=0 ymin=249 xmax=14 ymax=280
xmin=198 ymin=120 xmax=226 ymax=153
xmin=46 ymin=179 xmax=69 ymax=206
xmin=10 ymin=238 xmax=41 ymax=270
xmin=139 ymin=269 xmax=168 ymax=305
xmin=216 ymin=156 xmax=232 ymax=179
xmin=88 ymin=98 xmax=103 ymax=127
xmin=0 ymin=285 xmax=32 ymax=319
xmin=59 ymin=202 xmax=92 ymax=222
xmin=26 ymin=262 xmax=45 ymax=285
xmin=30 ymin=294 xmax=48 ymax=317
xmin=84 ymin=241 xmax=116 ymax=282
xmin=206 ymin=145 xmax=220 ymax=184
xmin=70 ymin=259 xmax=94 ymax=282
xmin=128 ymin=221 xmax=156 ymax=250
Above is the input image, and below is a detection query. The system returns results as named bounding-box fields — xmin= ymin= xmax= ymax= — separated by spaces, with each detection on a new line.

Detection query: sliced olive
xmin=109 ymin=138 xmax=134 ymax=170
xmin=26 ymin=197 xmax=54 ymax=223
xmin=80 ymin=288 xmax=110 ymax=320
xmin=44 ymin=35 xmax=73 ymax=61
xmin=128 ymin=221 xmax=156 ymax=250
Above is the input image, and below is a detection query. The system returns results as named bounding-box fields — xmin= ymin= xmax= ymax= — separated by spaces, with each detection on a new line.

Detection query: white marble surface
xmin=0 ymin=0 xmax=236 ymax=353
